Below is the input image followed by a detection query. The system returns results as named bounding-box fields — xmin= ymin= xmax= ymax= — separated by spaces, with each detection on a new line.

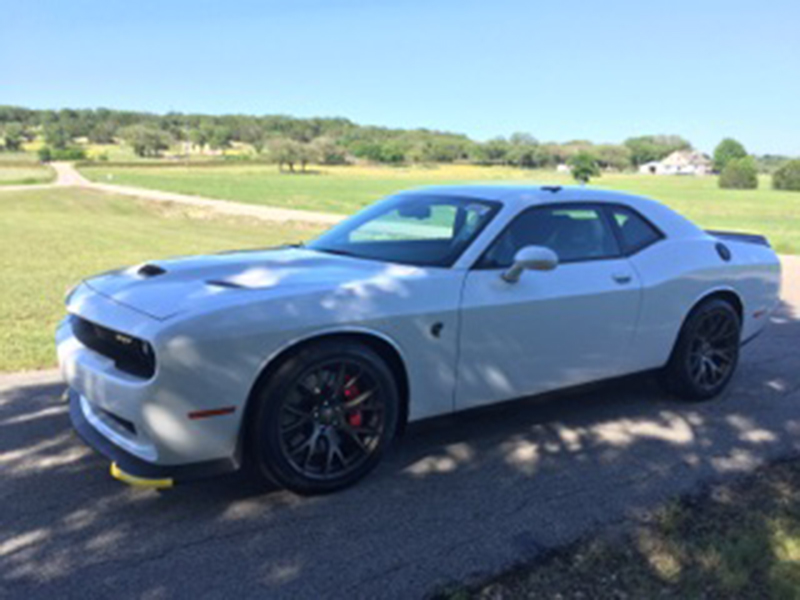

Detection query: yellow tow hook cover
xmin=110 ymin=462 xmax=174 ymax=489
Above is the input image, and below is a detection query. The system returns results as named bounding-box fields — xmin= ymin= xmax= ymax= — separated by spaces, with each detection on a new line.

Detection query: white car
xmin=58 ymin=185 xmax=781 ymax=494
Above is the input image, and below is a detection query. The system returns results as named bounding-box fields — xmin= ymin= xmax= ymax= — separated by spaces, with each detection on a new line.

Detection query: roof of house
xmin=660 ymin=150 xmax=712 ymax=167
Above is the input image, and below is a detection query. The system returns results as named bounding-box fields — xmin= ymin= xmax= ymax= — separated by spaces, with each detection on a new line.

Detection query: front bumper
xmin=68 ymin=388 xmax=239 ymax=485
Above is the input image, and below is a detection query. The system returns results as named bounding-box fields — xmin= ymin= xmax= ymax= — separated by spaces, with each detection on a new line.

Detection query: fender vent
xmin=138 ymin=264 xmax=166 ymax=277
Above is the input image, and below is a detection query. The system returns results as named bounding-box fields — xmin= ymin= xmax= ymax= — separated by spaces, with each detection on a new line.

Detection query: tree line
xmin=0 ymin=106 xmax=796 ymax=189
xmin=0 ymin=105 xmax=697 ymax=169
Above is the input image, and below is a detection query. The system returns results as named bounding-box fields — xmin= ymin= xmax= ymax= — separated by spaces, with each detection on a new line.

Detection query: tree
xmin=594 ymin=144 xmax=632 ymax=171
xmin=268 ymin=138 xmax=302 ymax=172
xmin=119 ymin=125 xmax=172 ymax=157
xmin=568 ymin=152 xmax=601 ymax=183
xmin=506 ymin=133 xmax=546 ymax=168
xmin=773 ymin=159 xmax=800 ymax=192
xmin=472 ymin=137 xmax=511 ymax=165
xmin=311 ymin=137 xmax=348 ymax=165
xmin=88 ymin=121 xmax=117 ymax=144
xmin=624 ymin=135 xmax=691 ymax=167
xmin=713 ymin=138 xmax=748 ymax=172
xmin=1 ymin=123 xmax=25 ymax=151
xmin=240 ymin=124 xmax=267 ymax=154
xmin=44 ymin=124 xmax=72 ymax=150
xmin=718 ymin=157 xmax=758 ymax=189
xmin=296 ymin=142 xmax=319 ymax=171
xmin=208 ymin=126 xmax=233 ymax=152
xmin=188 ymin=127 xmax=209 ymax=152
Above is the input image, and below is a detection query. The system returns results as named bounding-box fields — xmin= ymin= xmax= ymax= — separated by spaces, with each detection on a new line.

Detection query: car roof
xmin=402 ymin=183 xmax=649 ymax=206
xmin=402 ymin=183 xmax=704 ymax=239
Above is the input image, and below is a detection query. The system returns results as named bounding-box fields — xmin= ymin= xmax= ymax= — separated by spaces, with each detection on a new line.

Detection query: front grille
xmin=72 ymin=316 xmax=156 ymax=379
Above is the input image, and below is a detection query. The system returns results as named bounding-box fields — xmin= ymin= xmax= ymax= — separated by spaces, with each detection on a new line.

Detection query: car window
xmin=350 ymin=204 xmax=458 ymax=242
xmin=608 ymin=206 xmax=663 ymax=254
xmin=479 ymin=205 xmax=620 ymax=268
xmin=308 ymin=194 xmax=499 ymax=267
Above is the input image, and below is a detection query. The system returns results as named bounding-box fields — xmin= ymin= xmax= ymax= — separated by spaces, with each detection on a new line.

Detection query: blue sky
xmin=2 ymin=0 xmax=798 ymax=154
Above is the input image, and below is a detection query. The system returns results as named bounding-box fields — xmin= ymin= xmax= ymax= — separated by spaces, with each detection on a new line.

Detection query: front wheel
xmin=661 ymin=298 xmax=742 ymax=401
xmin=249 ymin=341 xmax=400 ymax=495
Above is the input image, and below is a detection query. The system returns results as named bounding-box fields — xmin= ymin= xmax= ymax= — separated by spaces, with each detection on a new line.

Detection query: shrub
xmin=39 ymin=146 xmax=87 ymax=161
xmin=773 ymin=160 xmax=800 ymax=192
xmin=719 ymin=157 xmax=758 ymax=189
xmin=568 ymin=151 xmax=601 ymax=183
xmin=54 ymin=146 xmax=87 ymax=160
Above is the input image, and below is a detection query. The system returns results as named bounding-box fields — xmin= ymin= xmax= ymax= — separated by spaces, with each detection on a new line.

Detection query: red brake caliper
xmin=343 ymin=380 xmax=362 ymax=427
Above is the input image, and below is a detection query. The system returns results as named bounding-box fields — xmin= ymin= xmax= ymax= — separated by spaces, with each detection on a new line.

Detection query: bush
xmin=773 ymin=160 xmax=800 ymax=192
xmin=568 ymin=151 xmax=601 ymax=183
xmin=719 ymin=157 xmax=758 ymax=189
xmin=39 ymin=146 xmax=87 ymax=161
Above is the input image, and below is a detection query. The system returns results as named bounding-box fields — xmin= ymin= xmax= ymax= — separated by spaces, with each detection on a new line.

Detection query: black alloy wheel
xmin=662 ymin=298 xmax=741 ymax=401
xmin=250 ymin=340 xmax=399 ymax=494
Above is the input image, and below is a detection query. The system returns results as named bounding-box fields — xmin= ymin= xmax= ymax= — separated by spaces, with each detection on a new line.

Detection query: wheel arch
xmin=667 ymin=287 xmax=745 ymax=359
xmin=241 ymin=328 xmax=411 ymax=445
xmin=689 ymin=287 xmax=744 ymax=324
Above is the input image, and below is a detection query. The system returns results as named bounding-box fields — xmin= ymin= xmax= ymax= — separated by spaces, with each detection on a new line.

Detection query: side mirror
xmin=502 ymin=246 xmax=559 ymax=283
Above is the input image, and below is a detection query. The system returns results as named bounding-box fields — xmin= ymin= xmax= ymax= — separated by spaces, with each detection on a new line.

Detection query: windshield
xmin=307 ymin=194 xmax=501 ymax=267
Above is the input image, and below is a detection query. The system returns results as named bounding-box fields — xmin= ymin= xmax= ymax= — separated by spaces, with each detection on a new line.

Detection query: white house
xmin=639 ymin=150 xmax=712 ymax=176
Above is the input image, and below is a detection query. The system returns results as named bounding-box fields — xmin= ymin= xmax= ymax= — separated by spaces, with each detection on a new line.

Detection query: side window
xmin=479 ymin=205 xmax=620 ymax=268
xmin=608 ymin=206 xmax=663 ymax=255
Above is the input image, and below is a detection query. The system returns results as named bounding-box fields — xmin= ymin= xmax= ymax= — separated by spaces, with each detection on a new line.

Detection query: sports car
xmin=58 ymin=185 xmax=781 ymax=494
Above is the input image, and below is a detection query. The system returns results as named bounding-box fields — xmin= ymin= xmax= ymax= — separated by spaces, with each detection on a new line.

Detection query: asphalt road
xmin=2 ymin=257 xmax=799 ymax=600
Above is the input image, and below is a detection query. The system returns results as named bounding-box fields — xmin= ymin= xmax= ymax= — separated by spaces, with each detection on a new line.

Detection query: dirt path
xmin=1 ymin=162 xmax=344 ymax=226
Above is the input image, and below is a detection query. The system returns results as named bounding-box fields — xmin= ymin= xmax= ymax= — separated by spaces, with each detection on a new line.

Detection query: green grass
xmin=79 ymin=163 xmax=800 ymax=254
xmin=444 ymin=459 xmax=800 ymax=600
xmin=0 ymin=164 xmax=55 ymax=185
xmin=0 ymin=187 xmax=321 ymax=372
xmin=0 ymin=151 xmax=42 ymax=163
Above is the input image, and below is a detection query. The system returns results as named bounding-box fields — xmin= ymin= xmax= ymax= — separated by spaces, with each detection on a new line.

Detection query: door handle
xmin=612 ymin=273 xmax=633 ymax=284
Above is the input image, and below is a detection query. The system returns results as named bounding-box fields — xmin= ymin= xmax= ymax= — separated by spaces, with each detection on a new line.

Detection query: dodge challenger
xmin=58 ymin=185 xmax=781 ymax=494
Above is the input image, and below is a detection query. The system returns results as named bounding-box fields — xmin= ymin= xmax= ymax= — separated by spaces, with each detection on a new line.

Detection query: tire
xmin=661 ymin=298 xmax=742 ymax=401
xmin=248 ymin=340 xmax=400 ymax=495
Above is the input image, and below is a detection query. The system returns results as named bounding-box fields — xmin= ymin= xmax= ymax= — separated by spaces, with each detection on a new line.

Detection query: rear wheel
xmin=249 ymin=340 xmax=400 ymax=495
xmin=661 ymin=298 xmax=741 ymax=401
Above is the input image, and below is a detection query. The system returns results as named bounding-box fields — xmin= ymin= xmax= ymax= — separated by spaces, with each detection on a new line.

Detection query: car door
xmin=455 ymin=203 xmax=642 ymax=410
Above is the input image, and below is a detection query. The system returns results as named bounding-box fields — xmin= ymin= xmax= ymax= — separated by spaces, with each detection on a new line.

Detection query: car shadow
xmin=1 ymin=298 xmax=799 ymax=599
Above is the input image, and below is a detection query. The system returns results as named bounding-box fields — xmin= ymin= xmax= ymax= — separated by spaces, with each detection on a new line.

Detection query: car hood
xmin=80 ymin=247 xmax=410 ymax=320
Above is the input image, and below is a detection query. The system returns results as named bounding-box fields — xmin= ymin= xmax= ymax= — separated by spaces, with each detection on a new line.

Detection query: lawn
xmin=79 ymin=163 xmax=800 ymax=254
xmin=0 ymin=187 xmax=321 ymax=372
xmin=0 ymin=163 xmax=55 ymax=185
xmin=446 ymin=459 xmax=800 ymax=599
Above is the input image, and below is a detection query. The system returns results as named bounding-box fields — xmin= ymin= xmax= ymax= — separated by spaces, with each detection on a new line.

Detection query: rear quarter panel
xmin=626 ymin=237 xmax=781 ymax=371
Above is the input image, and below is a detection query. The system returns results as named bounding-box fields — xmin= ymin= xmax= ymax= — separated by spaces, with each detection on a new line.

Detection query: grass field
xmin=80 ymin=163 xmax=800 ymax=254
xmin=450 ymin=459 xmax=800 ymax=599
xmin=0 ymin=188 xmax=321 ymax=372
xmin=0 ymin=164 xmax=55 ymax=185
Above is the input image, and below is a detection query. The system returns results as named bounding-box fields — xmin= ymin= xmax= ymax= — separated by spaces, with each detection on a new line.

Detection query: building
xmin=639 ymin=150 xmax=712 ymax=176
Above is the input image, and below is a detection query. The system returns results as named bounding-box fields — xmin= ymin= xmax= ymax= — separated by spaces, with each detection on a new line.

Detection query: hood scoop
xmin=137 ymin=263 xmax=167 ymax=277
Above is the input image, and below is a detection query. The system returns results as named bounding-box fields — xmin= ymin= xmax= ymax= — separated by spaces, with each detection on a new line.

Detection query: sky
xmin=1 ymin=0 xmax=798 ymax=155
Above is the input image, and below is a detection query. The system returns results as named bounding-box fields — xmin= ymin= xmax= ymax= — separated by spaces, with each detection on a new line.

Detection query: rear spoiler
xmin=706 ymin=230 xmax=771 ymax=248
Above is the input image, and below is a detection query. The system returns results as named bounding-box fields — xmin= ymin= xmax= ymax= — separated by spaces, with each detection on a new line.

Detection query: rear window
xmin=609 ymin=206 xmax=663 ymax=254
